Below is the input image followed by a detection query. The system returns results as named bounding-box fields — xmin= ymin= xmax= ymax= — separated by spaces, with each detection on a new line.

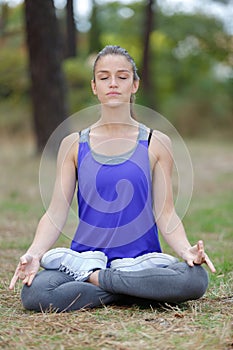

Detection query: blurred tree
xmin=96 ymin=1 xmax=153 ymax=104
xmin=25 ymin=0 xmax=68 ymax=152
xmin=0 ymin=2 xmax=8 ymax=35
xmin=153 ymin=10 xmax=233 ymax=134
xmin=212 ymin=0 xmax=231 ymax=3
xmin=98 ymin=1 xmax=143 ymax=61
xmin=89 ymin=0 xmax=102 ymax=54
xmin=65 ymin=0 xmax=77 ymax=58
xmin=154 ymin=12 xmax=232 ymax=100
xmin=141 ymin=0 xmax=155 ymax=107
xmin=0 ymin=0 xmax=231 ymax=138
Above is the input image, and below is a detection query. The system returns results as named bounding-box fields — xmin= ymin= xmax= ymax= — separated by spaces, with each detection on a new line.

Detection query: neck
xmin=98 ymin=102 xmax=136 ymax=126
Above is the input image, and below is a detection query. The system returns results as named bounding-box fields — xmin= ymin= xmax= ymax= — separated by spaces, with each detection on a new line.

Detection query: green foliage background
xmin=0 ymin=1 xmax=232 ymax=138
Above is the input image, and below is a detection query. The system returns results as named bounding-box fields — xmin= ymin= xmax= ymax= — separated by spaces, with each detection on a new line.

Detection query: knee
xmin=21 ymin=277 xmax=44 ymax=311
xmin=171 ymin=262 xmax=209 ymax=301
xmin=21 ymin=271 xmax=52 ymax=312
xmin=21 ymin=283 xmax=39 ymax=311
xmin=187 ymin=265 xmax=209 ymax=300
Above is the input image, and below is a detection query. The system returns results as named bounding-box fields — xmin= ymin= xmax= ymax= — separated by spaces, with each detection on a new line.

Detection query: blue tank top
xmin=71 ymin=123 xmax=162 ymax=266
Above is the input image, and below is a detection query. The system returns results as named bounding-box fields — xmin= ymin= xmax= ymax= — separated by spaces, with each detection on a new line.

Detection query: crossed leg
xmin=21 ymin=262 xmax=208 ymax=312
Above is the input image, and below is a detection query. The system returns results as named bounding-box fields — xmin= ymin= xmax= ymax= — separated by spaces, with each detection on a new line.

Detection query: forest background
xmin=0 ymin=0 xmax=232 ymax=149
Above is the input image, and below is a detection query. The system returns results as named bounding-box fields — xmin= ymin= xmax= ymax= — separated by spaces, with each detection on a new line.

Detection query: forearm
xmin=158 ymin=212 xmax=191 ymax=258
xmin=25 ymin=212 xmax=65 ymax=260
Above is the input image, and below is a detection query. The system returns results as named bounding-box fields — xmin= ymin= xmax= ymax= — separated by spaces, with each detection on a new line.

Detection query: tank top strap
xmin=138 ymin=123 xmax=149 ymax=142
xmin=79 ymin=127 xmax=90 ymax=143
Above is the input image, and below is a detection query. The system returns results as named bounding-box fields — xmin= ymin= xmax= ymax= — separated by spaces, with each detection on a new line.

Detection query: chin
xmin=103 ymin=101 xmax=129 ymax=108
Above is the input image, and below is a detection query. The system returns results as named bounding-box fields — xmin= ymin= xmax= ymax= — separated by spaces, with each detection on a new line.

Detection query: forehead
xmin=95 ymin=54 xmax=132 ymax=73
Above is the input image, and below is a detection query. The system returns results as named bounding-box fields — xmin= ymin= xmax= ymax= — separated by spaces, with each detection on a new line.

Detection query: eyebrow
xmin=96 ymin=69 xmax=131 ymax=74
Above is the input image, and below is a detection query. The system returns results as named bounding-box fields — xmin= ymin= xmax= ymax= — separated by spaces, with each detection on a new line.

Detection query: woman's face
xmin=91 ymin=55 xmax=139 ymax=106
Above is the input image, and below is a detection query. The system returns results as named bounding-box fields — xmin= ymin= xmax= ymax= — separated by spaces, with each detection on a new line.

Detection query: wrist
xmin=25 ymin=249 xmax=43 ymax=261
xmin=179 ymin=246 xmax=191 ymax=260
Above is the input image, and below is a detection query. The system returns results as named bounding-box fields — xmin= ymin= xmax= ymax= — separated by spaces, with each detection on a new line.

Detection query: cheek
xmin=126 ymin=82 xmax=136 ymax=94
xmin=92 ymin=85 xmax=103 ymax=97
xmin=93 ymin=81 xmax=105 ymax=94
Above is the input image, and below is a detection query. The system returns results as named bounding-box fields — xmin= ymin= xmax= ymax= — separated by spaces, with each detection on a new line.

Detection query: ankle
xmin=88 ymin=270 xmax=100 ymax=286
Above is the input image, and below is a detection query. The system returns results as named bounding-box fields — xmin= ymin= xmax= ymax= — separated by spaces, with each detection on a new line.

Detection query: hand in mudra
xmin=9 ymin=254 xmax=40 ymax=290
xmin=183 ymin=240 xmax=216 ymax=273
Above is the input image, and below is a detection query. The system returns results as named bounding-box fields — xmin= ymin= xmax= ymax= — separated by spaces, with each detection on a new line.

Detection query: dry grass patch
xmin=1 ymin=287 xmax=232 ymax=350
xmin=0 ymin=137 xmax=233 ymax=350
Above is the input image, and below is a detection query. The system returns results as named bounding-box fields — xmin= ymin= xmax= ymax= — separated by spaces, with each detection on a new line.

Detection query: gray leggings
xmin=21 ymin=262 xmax=208 ymax=312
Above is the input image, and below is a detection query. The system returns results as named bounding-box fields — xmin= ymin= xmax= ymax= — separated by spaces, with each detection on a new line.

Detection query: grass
xmin=0 ymin=136 xmax=232 ymax=350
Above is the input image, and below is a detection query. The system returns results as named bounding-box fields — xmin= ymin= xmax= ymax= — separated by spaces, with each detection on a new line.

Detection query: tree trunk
xmin=65 ymin=0 xmax=77 ymax=58
xmin=141 ymin=0 xmax=155 ymax=107
xmin=89 ymin=0 xmax=102 ymax=54
xmin=0 ymin=3 xmax=9 ymax=35
xmin=25 ymin=0 xmax=68 ymax=153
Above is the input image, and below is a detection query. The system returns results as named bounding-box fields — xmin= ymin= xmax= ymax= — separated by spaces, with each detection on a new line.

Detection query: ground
xmin=0 ymin=135 xmax=232 ymax=350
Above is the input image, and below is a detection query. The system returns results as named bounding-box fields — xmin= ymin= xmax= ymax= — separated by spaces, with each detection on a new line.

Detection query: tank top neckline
xmin=84 ymin=123 xmax=148 ymax=165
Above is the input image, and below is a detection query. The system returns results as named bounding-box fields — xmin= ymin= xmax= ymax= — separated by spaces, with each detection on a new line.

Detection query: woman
xmin=9 ymin=45 xmax=215 ymax=312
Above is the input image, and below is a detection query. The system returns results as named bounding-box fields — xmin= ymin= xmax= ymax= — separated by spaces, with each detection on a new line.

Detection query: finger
xmin=198 ymin=241 xmax=216 ymax=273
xmin=204 ymin=254 xmax=216 ymax=273
xmin=22 ymin=274 xmax=30 ymax=285
xmin=197 ymin=240 xmax=204 ymax=251
xmin=186 ymin=259 xmax=194 ymax=267
xmin=197 ymin=241 xmax=205 ymax=258
xmin=27 ymin=273 xmax=36 ymax=286
xmin=9 ymin=272 xmax=19 ymax=290
xmin=18 ymin=271 xmax=27 ymax=280
xmin=194 ymin=248 xmax=204 ymax=265
xmin=9 ymin=262 xmax=22 ymax=289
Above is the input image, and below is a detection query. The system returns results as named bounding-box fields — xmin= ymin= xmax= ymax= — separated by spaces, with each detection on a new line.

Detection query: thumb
xmin=20 ymin=255 xmax=32 ymax=265
xmin=197 ymin=240 xmax=204 ymax=251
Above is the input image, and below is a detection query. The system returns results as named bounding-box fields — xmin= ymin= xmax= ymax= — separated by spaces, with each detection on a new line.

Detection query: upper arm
xmin=47 ymin=133 xmax=79 ymax=222
xmin=149 ymin=131 xmax=175 ymax=225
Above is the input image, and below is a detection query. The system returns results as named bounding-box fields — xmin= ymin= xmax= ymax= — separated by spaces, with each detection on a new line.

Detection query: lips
xmin=106 ymin=91 xmax=121 ymax=96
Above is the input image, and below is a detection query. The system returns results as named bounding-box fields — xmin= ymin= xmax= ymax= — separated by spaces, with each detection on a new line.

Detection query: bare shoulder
xmin=61 ymin=132 xmax=79 ymax=145
xmin=58 ymin=132 xmax=79 ymax=165
xmin=150 ymin=130 xmax=173 ymax=158
xmin=152 ymin=130 xmax=172 ymax=147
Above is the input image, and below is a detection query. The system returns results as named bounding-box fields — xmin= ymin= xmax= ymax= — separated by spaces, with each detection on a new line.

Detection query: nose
xmin=109 ymin=75 xmax=118 ymax=88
